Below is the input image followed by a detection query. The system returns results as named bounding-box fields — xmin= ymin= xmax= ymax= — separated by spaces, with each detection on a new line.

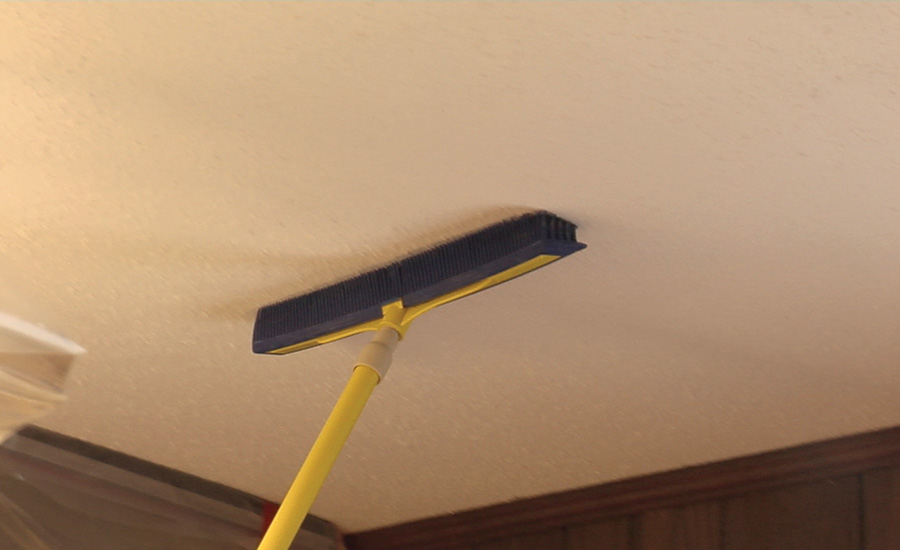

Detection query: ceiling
xmin=4 ymin=2 xmax=900 ymax=533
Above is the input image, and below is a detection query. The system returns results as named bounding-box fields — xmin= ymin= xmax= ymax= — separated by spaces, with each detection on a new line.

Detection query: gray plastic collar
xmin=354 ymin=326 xmax=399 ymax=382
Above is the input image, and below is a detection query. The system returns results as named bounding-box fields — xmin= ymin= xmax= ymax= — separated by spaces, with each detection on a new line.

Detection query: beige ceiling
xmin=4 ymin=2 xmax=900 ymax=533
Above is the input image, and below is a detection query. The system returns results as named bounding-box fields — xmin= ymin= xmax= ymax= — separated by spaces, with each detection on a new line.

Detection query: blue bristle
xmin=399 ymin=212 xmax=584 ymax=307
xmin=252 ymin=211 xmax=585 ymax=353
xmin=252 ymin=265 xmax=400 ymax=353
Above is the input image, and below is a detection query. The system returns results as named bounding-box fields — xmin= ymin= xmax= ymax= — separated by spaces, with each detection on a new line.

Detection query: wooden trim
xmin=345 ymin=426 xmax=900 ymax=550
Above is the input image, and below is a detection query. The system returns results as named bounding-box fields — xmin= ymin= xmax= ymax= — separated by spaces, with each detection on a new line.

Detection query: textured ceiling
xmin=4 ymin=2 xmax=900 ymax=533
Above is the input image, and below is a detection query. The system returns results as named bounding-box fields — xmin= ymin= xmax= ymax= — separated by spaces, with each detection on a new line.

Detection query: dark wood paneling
xmin=566 ymin=517 xmax=630 ymax=550
xmin=347 ymin=426 xmax=900 ymax=550
xmin=723 ymin=476 xmax=860 ymax=550
xmin=638 ymin=502 xmax=720 ymax=550
xmin=474 ymin=528 xmax=564 ymax=550
xmin=864 ymin=466 xmax=900 ymax=550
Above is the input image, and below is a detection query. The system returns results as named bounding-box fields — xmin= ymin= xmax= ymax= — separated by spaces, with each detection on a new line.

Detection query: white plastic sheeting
xmin=0 ymin=312 xmax=83 ymax=443
xmin=0 ymin=430 xmax=340 ymax=550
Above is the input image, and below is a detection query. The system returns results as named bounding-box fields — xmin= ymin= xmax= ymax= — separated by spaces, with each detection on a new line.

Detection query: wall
xmin=347 ymin=426 xmax=900 ymax=550
xmin=471 ymin=471 xmax=885 ymax=550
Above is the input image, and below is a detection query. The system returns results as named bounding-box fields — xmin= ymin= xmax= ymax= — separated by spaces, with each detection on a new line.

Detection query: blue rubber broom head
xmin=253 ymin=210 xmax=586 ymax=354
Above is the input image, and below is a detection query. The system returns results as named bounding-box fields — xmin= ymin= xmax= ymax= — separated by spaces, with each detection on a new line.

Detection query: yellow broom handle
xmin=258 ymin=365 xmax=379 ymax=550
xmin=258 ymin=326 xmax=398 ymax=550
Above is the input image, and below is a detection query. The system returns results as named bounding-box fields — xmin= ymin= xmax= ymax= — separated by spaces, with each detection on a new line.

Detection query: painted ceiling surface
xmin=3 ymin=3 xmax=900 ymax=531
